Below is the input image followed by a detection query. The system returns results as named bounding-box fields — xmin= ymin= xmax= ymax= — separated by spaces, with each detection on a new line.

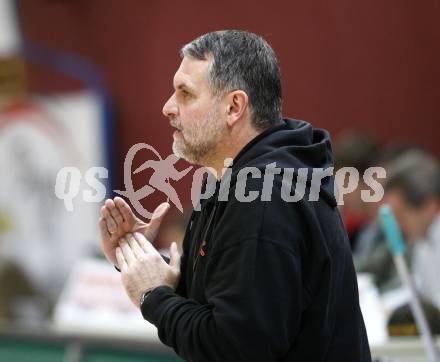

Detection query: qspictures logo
xmin=54 ymin=143 xmax=386 ymax=219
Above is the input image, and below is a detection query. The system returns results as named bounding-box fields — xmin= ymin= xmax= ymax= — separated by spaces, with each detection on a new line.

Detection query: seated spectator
xmin=356 ymin=148 xmax=440 ymax=308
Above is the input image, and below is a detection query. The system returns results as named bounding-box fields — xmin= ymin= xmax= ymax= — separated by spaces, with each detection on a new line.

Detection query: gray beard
xmin=172 ymin=135 xmax=216 ymax=165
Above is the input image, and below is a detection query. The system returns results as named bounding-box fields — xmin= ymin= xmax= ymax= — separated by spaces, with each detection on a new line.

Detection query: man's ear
xmin=225 ymin=90 xmax=248 ymax=127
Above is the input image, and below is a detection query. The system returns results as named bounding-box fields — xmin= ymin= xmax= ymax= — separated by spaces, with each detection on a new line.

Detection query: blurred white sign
xmin=53 ymin=257 xmax=159 ymax=340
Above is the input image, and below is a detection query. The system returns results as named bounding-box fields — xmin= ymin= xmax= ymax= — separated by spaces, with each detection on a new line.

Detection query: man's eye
xmin=181 ymin=90 xmax=191 ymax=97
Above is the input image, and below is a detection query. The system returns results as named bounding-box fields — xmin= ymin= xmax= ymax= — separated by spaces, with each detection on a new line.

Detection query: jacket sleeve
xmin=141 ymin=197 xmax=304 ymax=361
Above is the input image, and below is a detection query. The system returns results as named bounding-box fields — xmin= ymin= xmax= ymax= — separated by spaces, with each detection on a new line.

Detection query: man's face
xmin=384 ymin=189 xmax=436 ymax=241
xmin=162 ymin=56 xmax=226 ymax=165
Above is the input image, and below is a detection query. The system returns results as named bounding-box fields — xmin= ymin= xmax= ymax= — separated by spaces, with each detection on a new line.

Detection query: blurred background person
xmin=356 ymin=148 xmax=440 ymax=306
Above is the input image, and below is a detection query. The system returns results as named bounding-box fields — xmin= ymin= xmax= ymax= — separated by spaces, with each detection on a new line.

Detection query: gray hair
xmin=181 ymin=30 xmax=282 ymax=131
xmin=385 ymin=149 xmax=440 ymax=208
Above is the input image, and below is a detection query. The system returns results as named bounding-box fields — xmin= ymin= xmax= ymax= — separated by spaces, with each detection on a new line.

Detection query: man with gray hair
xmin=379 ymin=149 xmax=440 ymax=298
xmin=99 ymin=30 xmax=371 ymax=361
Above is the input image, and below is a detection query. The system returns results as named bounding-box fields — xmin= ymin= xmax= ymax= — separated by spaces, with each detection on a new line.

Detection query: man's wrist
xmin=139 ymin=285 xmax=175 ymax=324
xmin=139 ymin=286 xmax=161 ymax=308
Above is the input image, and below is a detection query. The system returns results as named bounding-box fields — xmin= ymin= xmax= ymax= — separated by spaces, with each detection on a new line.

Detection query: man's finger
xmin=133 ymin=232 xmax=155 ymax=254
xmin=115 ymin=247 xmax=128 ymax=271
xmin=101 ymin=205 xmax=117 ymax=234
xmin=169 ymin=242 xmax=181 ymax=271
xmin=100 ymin=205 xmax=111 ymax=232
xmin=119 ymin=238 xmax=136 ymax=265
xmin=106 ymin=199 xmax=125 ymax=227
xmin=114 ymin=197 xmax=136 ymax=225
xmin=98 ymin=216 xmax=111 ymax=240
xmin=148 ymin=202 xmax=170 ymax=231
xmin=126 ymin=234 xmax=145 ymax=257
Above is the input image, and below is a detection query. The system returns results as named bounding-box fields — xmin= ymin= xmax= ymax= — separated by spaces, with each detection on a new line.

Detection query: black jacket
xmin=141 ymin=118 xmax=372 ymax=362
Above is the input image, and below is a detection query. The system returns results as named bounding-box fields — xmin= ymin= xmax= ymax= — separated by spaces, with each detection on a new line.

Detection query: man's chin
xmin=172 ymin=138 xmax=214 ymax=167
xmin=172 ymin=141 xmax=195 ymax=164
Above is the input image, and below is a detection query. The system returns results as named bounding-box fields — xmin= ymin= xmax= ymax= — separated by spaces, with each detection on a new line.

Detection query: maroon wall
xmin=19 ymin=0 xmax=440 ymax=210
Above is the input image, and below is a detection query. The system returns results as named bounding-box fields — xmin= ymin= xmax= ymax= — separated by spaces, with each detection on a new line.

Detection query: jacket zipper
xmin=192 ymin=202 xmax=217 ymax=271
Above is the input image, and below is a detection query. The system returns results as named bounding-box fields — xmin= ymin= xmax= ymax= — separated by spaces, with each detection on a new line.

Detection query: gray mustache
xmin=169 ymin=118 xmax=182 ymax=130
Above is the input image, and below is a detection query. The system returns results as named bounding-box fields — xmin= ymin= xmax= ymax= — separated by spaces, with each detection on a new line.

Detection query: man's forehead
xmin=173 ymin=56 xmax=211 ymax=89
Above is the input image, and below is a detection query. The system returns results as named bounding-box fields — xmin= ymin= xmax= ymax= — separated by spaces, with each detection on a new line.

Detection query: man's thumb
xmin=149 ymin=202 xmax=170 ymax=229
xmin=169 ymin=242 xmax=181 ymax=271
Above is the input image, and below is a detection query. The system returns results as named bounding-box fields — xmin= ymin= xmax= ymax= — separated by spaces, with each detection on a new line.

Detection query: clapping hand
xmin=98 ymin=197 xmax=169 ymax=267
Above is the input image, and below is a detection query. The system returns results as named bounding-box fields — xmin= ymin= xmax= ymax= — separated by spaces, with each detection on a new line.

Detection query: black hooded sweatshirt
xmin=141 ymin=118 xmax=372 ymax=362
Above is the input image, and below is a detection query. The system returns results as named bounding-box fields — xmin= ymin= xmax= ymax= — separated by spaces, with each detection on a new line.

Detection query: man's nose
xmin=163 ymin=94 xmax=178 ymax=118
